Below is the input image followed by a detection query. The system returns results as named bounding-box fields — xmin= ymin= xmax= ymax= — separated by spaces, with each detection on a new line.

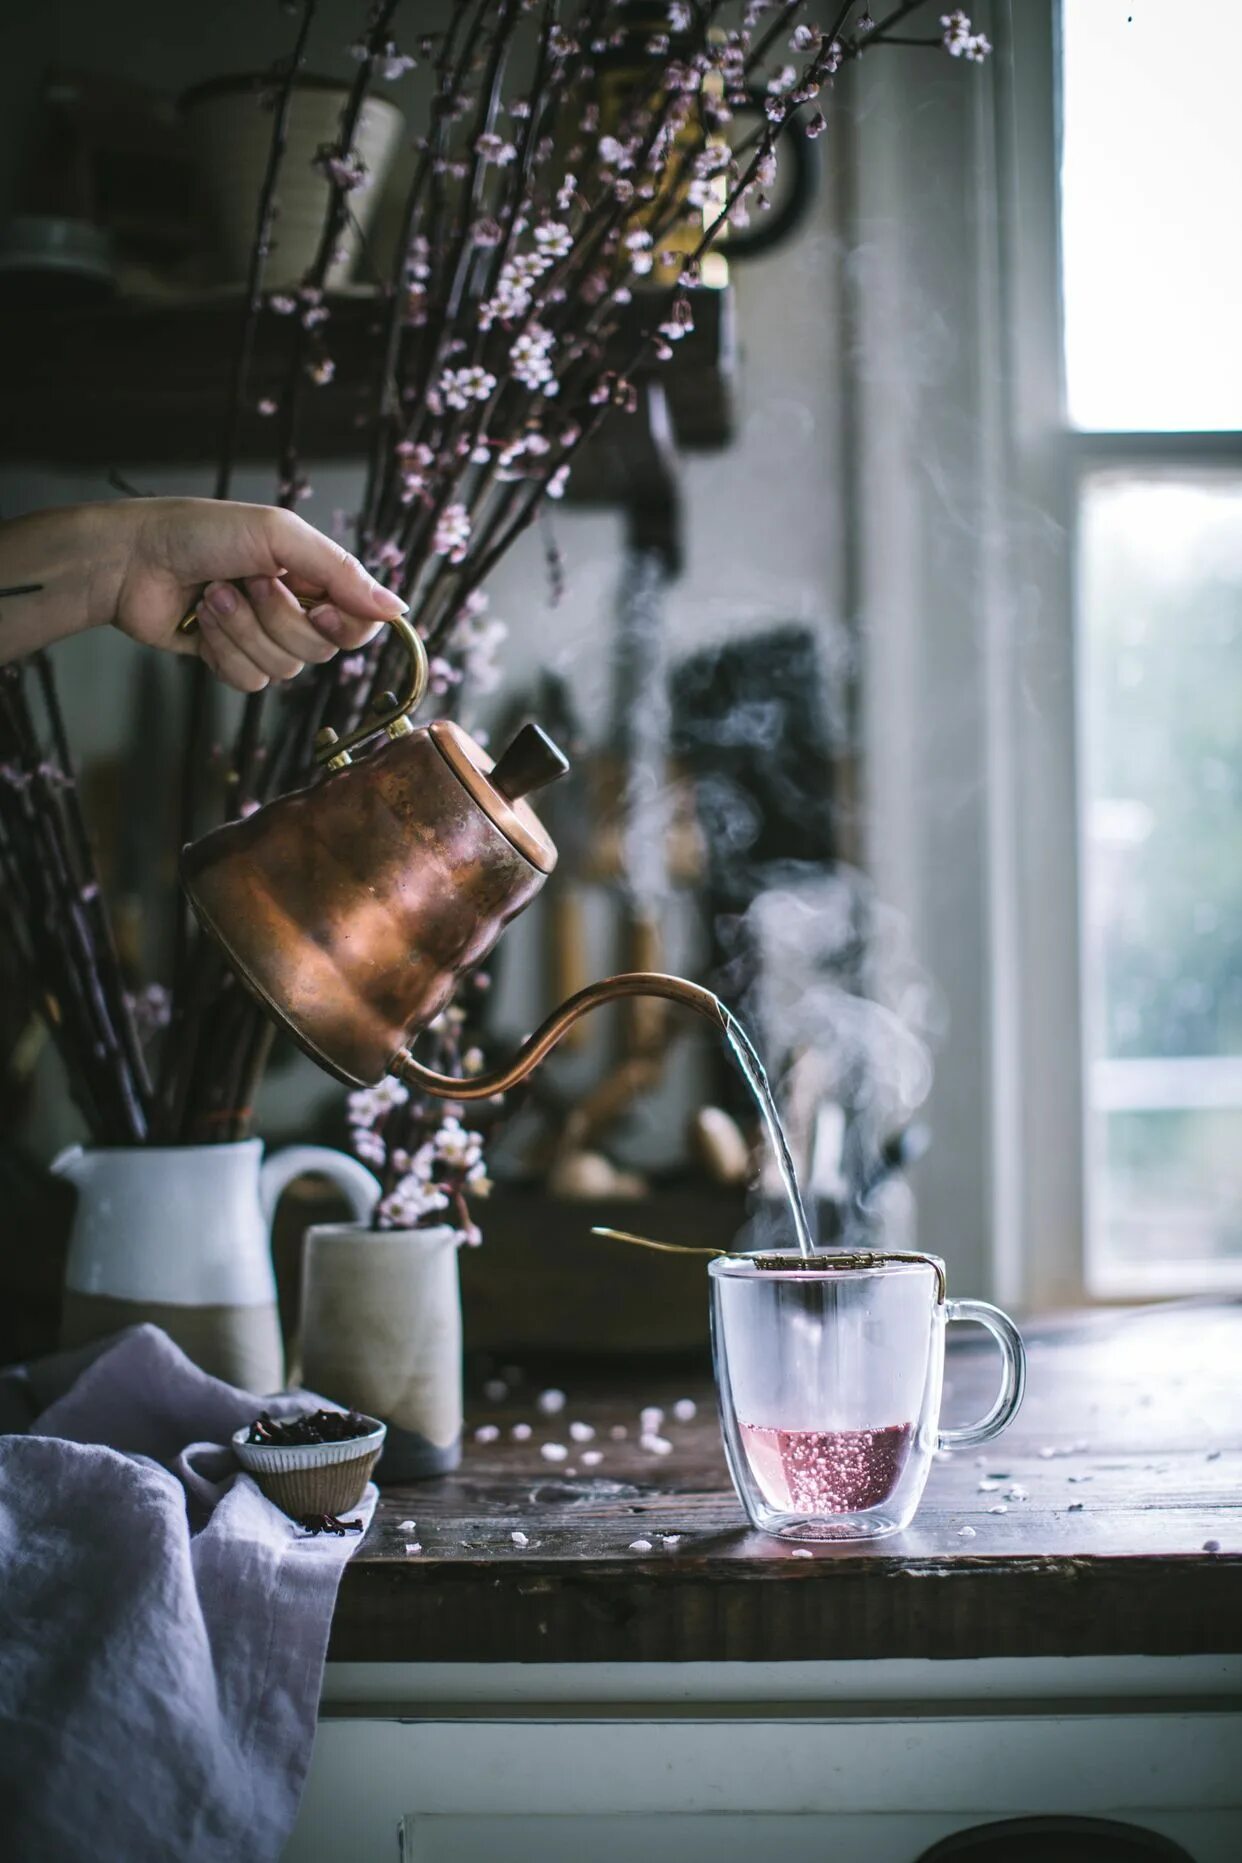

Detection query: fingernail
xmin=247 ymin=576 xmax=274 ymax=603
xmin=371 ymin=584 xmax=409 ymax=616
xmin=205 ymin=582 xmax=237 ymax=617
xmin=308 ymin=602 xmax=344 ymax=641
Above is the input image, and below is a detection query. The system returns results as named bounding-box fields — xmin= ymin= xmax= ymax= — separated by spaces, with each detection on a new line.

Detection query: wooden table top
xmin=330 ymin=1299 xmax=1242 ymax=1665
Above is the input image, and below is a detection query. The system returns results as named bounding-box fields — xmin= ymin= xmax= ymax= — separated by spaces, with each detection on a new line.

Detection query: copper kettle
xmin=181 ymin=618 xmax=724 ymax=1098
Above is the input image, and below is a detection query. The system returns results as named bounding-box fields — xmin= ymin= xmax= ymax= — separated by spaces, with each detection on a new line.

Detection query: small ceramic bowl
xmin=232 ymin=1414 xmax=386 ymax=1518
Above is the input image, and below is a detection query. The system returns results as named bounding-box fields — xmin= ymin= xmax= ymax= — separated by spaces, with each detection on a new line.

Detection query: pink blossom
xmin=439 ymin=365 xmax=497 ymax=409
xmin=510 ymin=324 xmax=556 ymax=390
xmin=534 ymin=220 xmax=574 ymax=260
xmin=381 ymin=45 xmax=416 ymax=82
xmin=314 ymin=146 xmax=369 ymax=192
xmin=433 ymin=503 xmax=471 ymax=562
xmin=475 ymin=131 xmax=517 ymax=165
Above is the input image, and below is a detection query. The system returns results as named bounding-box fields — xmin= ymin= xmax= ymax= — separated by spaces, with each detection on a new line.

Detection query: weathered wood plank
xmin=330 ymin=1300 xmax=1242 ymax=1663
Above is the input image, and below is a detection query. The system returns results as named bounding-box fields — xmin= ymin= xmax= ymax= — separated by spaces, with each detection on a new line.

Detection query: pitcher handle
xmin=258 ymin=1145 xmax=379 ymax=1227
xmin=937 ymin=1297 xmax=1027 ymax=1450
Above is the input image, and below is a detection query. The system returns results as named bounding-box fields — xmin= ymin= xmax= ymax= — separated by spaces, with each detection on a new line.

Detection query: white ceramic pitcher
xmin=53 ymin=1140 xmax=379 ymax=1393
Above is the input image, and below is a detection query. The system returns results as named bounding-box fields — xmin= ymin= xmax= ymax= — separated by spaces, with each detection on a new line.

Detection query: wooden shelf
xmin=0 ymin=287 xmax=736 ymax=484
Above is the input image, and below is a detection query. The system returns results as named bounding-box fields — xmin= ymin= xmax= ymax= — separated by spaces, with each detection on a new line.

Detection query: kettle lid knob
xmin=490 ymin=722 xmax=570 ymax=802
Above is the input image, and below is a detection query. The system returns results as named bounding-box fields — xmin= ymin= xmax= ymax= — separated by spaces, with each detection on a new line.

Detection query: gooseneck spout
xmin=393 ymin=972 xmax=728 ymax=1101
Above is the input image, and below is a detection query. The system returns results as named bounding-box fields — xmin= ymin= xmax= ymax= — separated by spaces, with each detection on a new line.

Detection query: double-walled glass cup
xmin=710 ymin=1250 xmax=1026 ymax=1542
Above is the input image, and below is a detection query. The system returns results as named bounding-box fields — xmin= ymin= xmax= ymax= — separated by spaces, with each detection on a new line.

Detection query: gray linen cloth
xmin=0 ymin=1323 xmax=376 ymax=1861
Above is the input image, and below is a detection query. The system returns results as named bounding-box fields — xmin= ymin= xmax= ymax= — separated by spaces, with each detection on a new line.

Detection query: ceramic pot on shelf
xmin=181 ymin=76 xmax=405 ymax=290
xmin=298 ymin=1222 xmax=463 ymax=1482
xmin=53 ymin=1140 xmax=379 ymax=1393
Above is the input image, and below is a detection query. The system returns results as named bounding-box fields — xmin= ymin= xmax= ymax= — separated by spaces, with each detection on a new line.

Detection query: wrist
xmin=77 ymin=500 xmax=145 ymax=635
xmin=0 ymin=502 xmax=134 ymax=638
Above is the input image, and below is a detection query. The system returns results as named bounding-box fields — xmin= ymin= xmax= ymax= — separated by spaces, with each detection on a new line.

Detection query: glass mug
xmin=709 ymin=1250 xmax=1026 ymax=1542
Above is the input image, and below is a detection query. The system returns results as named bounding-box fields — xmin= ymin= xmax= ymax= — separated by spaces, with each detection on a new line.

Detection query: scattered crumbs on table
xmin=1203 ymin=1539 xmax=1222 ymax=1554
xmin=511 ymin=1422 xmax=532 ymax=1441
xmin=1038 ymin=1446 xmax=1057 ymax=1459
xmin=510 ymin=1530 xmax=530 ymax=1548
xmin=564 ymin=1465 xmax=577 ymax=1476
xmin=474 ymin=1423 xmax=500 ymax=1443
xmin=609 ymin=1425 xmax=628 ymax=1441
xmin=1005 ymin=1485 xmax=1029 ymax=1501
xmin=977 ymin=1477 xmax=1005 ymax=1492
xmin=672 ymin=1399 xmax=697 ymax=1423
xmin=628 ymin=1538 xmax=653 ymax=1552
xmin=581 ymin=1449 xmax=603 ymax=1468
xmin=396 ymin=1519 xmax=416 ymax=1533
xmin=537 ymin=1388 xmax=567 ymax=1415
xmin=790 ymin=1548 xmax=813 ymax=1559
xmin=540 ymin=1442 xmax=568 ymax=1463
xmin=640 ymin=1432 xmax=673 ymax=1456
xmin=404 ymin=1542 xmax=422 ymax=1555
xmin=1067 ymin=1473 xmax=1092 ymax=1484
xmin=569 ymin=1421 xmax=595 ymax=1442
xmin=1067 ymin=1502 xmax=1085 ymax=1512
xmin=659 ymin=1534 xmax=682 ymax=1547
xmin=1206 ymin=1450 xmax=1222 ymax=1461
xmin=957 ymin=1525 xmax=977 ymax=1539
xmin=640 ymin=1406 xmax=664 ymax=1433
xmin=482 ymin=1378 xmax=508 ymax=1402
xmin=987 ymin=1504 xmax=1008 ymax=1515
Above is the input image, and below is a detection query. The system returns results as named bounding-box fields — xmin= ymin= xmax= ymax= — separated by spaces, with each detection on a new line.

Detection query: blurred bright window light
xmin=1078 ymin=478 xmax=1242 ymax=1288
xmin=1061 ymin=0 xmax=1242 ymax=430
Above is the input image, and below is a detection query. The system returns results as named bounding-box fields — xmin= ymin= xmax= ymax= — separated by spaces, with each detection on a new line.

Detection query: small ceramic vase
xmin=298 ymin=1223 xmax=463 ymax=1481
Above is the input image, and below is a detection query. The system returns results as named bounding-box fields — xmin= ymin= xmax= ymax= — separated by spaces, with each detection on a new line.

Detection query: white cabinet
xmin=286 ymin=1658 xmax=1242 ymax=1862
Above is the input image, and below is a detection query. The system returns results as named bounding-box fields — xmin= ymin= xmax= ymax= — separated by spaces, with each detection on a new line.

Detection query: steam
xmin=719 ymin=862 xmax=939 ymax=1246
xmin=614 ymin=543 xmax=673 ymax=913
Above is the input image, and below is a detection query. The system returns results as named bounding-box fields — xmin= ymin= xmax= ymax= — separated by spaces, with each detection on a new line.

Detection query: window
xmin=1061 ymin=1 xmax=1242 ymax=1292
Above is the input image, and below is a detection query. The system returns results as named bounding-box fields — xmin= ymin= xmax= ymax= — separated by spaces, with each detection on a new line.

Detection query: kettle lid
xmin=428 ymin=719 xmax=567 ymax=874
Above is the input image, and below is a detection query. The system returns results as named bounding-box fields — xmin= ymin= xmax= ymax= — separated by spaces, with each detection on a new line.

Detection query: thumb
xmin=263 ymin=509 xmax=409 ymax=619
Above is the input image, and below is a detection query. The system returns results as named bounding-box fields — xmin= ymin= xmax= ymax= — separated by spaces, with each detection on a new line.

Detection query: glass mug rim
xmin=708 ymin=1248 xmax=947 ymax=1301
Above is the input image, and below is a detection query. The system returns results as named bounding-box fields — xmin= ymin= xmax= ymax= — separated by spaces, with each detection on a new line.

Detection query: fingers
xmin=242 ymin=575 xmax=352 ymax=664
xmin=197 ymin=597 xmax=268 ymax=694
xmin=199 ymin=581 xmax=300 ymax=690
xmin=262 ymin=508 xmax=408 ymax=622
xmin=299 ymin=599 xmax=386 ymax=652
xmin=194 ymin=574 xmax=388 ymax=694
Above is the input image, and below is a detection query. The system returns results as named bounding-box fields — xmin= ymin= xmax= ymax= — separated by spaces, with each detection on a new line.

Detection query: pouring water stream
xmin=722 ymin=1010 xmax=816 ymax=1260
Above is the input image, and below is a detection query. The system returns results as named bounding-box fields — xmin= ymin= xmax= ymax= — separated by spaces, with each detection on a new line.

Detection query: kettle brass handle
xmin=177 ymin=599 xmax=427 ymax=766
xmin=313 ymin=615 xmax=429 ymax=767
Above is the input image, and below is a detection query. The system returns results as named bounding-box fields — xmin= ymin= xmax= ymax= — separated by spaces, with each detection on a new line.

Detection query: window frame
xmin=996 ymin=0 xmax=1242 ymax=1304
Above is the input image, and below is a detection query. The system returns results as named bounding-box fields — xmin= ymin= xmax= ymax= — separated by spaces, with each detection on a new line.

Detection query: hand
xmin=113 ymin=497 xmax=407 ymax=693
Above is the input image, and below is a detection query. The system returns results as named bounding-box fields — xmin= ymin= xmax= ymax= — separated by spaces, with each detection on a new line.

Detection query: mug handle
xmin=258 ymin=1145 xmax=380 ymax=1227
xmin=937 ymin=1298 xmax=1027 ymax=1449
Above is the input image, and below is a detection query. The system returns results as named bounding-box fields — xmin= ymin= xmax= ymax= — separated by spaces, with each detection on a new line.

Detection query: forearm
xmin=0 ymin=503 xmax=136 ymax=663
